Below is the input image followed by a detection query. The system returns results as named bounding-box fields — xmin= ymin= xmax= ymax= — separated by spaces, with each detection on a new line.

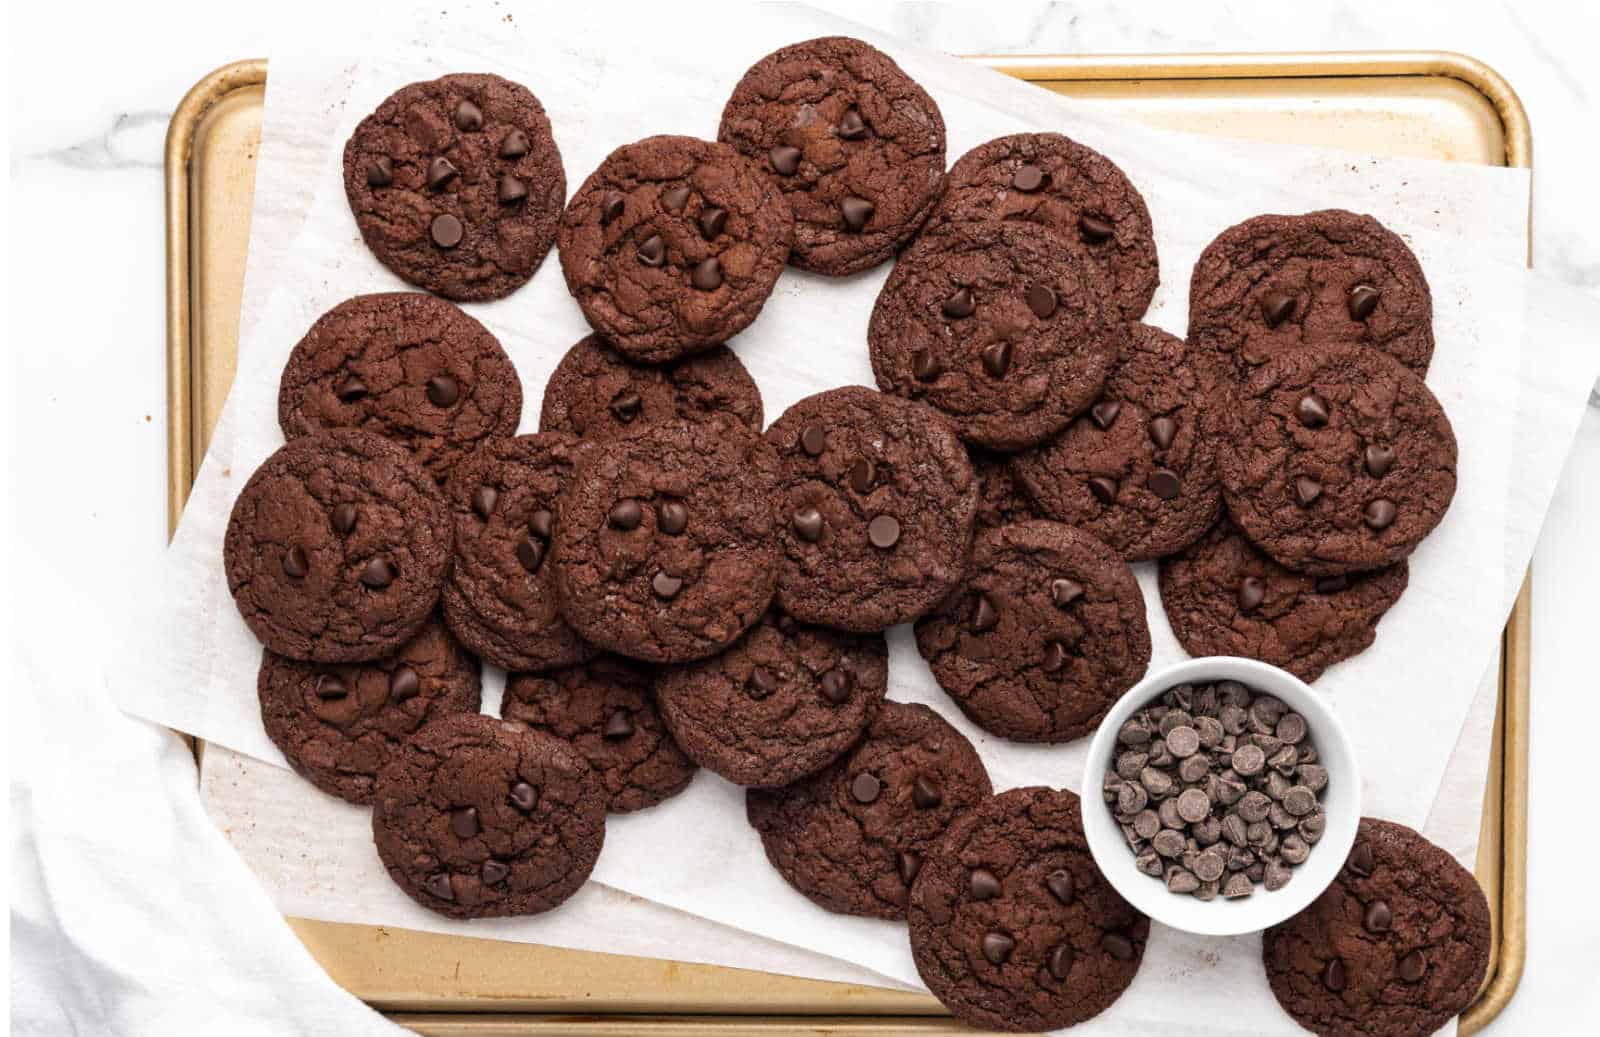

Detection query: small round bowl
xmin=1081 ymin=656 xmax=1360 ymax=936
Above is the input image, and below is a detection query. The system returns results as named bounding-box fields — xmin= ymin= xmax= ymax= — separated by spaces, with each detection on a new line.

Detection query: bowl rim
xmin=1080 ymin=656 xmax=1361 ymax=937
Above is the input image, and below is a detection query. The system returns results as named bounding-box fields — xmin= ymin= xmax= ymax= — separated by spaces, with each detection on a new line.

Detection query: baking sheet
xmin=130 ymin=5 xmax=1600 ymax=1033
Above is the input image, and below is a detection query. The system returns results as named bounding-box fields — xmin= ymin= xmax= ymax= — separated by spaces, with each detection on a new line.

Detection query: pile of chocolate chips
xmin=1102 ymin=679 xmax=1327 ymax=900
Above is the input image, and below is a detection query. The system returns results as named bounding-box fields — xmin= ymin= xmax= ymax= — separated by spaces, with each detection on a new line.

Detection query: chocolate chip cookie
xmin=1159 ymin=521 xmax=1410 ymax=682
xmin=1217 ymin=343 xmax=1457 ymax=576
xmin=258 ymin=617 xmax=482 ymax=804
xmin=372 ymin=713 xmax=606 ymax=919
xmin=440 ymin=433 xmax=594 ymax=673
xmin=937 ymin=132 xmax=1159 ymax=320
xmin=914 ymin=521 xmax=1150 ymax=743
xmin=869 ymin=219 xmax=1118 ymax=451
xmin=224 ymin=430 xmax=453 ymax=662
xmin=538 ymin=333 xmax=762 ymax=442
xmin=1189 ymin=210 xmax=1434 ymax=380
xmin=502 ymin=656 xmax=695 ymax=814
xmin=1009 ymin=323 xmax=1221 ymax=560
xmin=718 ymin=36 xmax=946 ymax=276
xmin=764 ymin=387 xmax=977 ymax=632
xmin=277 ymin=293 xmax=523 ymax=484
xmin=909 ymin=787 xmax=1149 ymax=1032
xmin=654 ymin=608 xmax=888 ymax=788
xmin=971 ymin=448 xmax=1038 ymax=532
xmin=551 ymin=419 xmax=780 ymax=663
xmin=344 ymin=73 xmax=565 ymax=301
xmin=557 ymin=135 xmax=793 ymax=363
xmin=1263 ymin=818 xmax=1491 ymax=1037
xmin=747 ymin=701 xmax=991 ymax=919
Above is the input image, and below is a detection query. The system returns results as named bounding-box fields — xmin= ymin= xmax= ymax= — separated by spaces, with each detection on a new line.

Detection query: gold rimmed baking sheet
xmin=165 ymin=51 xmax=1530 ymax=1035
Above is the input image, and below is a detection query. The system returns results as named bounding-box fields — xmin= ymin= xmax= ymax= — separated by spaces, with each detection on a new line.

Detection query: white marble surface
xmin=8 ymin=1 xmax=1598 ymax=1033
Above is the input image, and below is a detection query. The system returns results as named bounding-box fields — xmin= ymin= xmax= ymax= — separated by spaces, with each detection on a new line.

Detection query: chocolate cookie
xmin=915 ymin=521 xmax=1150 ymax=743
xmin=440 ymin=433 xmax=594 ymax=673
xmin=764 ymin=387 xmax=977 ymax=632
xmin=1159 ymin=521 xmax=1410 ymax=682
xmin=344 ymin=73 xmax=565 ymax=302
xmin=551 ymin=420 xmax=779 ymax=663
xmin=1263 ymin=818 xmax=1491 ymax=1037
xmin=869 ymin=219 xmax=1118 ymax=451
xmin=1217 ymin=343 xmax=1457 ymax=576
xmin=258 ymin=617 xmax=482 ymax=804
xmin=909 ymin=787 xmax=1149 ymax=1032
xmin=537 ymin=333 xmax=762 ymax=442
xmin=718 ymin=36 xmax=946 ymax=276
xmin=747 ymin=701 xmax=991 ymax=919
xmin=372 ymin=713 xmax=606 ymax=919
xmin=277 ymin=293 xmax=523 ymax=484
xmin=655 ymin=608 xmax=888 ymax=788
xmin=224 ymin=430 xmax=452 ymax=663
xmin=971 ymin=448 xmax=1038 ymax=532
xmin=937 ymin=132 xmax=1158 ymax=320
xmin=557 ymin=135 xmax=793 ymax=363
xmin=502 ymin=656 xmax=695 ymax=814
xmin=1009 ymin=323 xmax=1220 ymax=561
xmin=1189 ymin=210 xmax=1434 ymax=380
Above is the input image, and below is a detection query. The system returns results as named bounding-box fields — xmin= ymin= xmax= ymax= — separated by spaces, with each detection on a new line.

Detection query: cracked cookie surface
xmin=971 ymin=448 xmax=1038 ymax=532
xmin=278 ymin=292 xmax=522 ymax=484
xmin=869 ymin=219 xmax=1117 ymax=450
xmin=441 ymin=433 xmax=594 ymax=673
xmin=344 ymin=73 xmax=565 ymax=301
xmin=372 ymin=713 xmax=606 ymax=919
xmin=1263 ymin=818 xmax=1490 ymax=1037
xmin=909 ymin=787 xmax=1148 ymax=1032
xmin=655 ymin=608 xmax=888 ymax=788
xmin=747 ymin=701 xmax=990 ymax=919
xmin=718 ymin=36 xmax=946 ymax=276
xmin=224 ymin=430 xmax=453 ymax=663
xmin=914 ymin=521 xmax=1149 ymax=743
xmin=502 ymin=655 xmax=695 ymax=814
xmin=557 ymin=135 xmax=792 ymax=363
xmin=258 ymin=616 xmax=482 ymax=805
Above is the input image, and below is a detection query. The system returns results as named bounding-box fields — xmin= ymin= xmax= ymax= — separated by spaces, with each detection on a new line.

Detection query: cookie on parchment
xmin=747 ymin=701 xmax=991 ymax=920
xmin=277 ymin=293 xmax=523 ymax=484
xmin=224 ymin=430 xmax=453 ymax=663
xmin=344 ymin=73 xmax=565 ymax=302
xmin=718 ymin=36 xmax=946 ymax=276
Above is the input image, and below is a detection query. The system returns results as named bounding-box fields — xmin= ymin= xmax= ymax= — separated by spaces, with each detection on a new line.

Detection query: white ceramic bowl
xmin=1081 ymin=656 xmax=1360 ymax=936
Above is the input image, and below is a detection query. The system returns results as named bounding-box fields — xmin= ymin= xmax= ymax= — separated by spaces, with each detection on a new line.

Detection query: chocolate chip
xmin=850 ymin=772 xmax=881 ymax=804
xmin=1322 ymin=958 xmax=1347 ymax=992
xmin=819 ymin=668 xmax=852 ymax=704
xmin=1025 ymin=284 xmax=1057 ymax=319
xmin=747 ymin=667 xmax=777 ymax=700
xmin=366 ymin=156 xmax=393 ymax=187
xmin=912 ymin=776 xmax=942 ymax=809
xmin=1048 ymin=944 xmax=1074 ymax=980
xmin=1348 ymin=841 xmax=1374 ymax=876
xmin=867 ymin=515 xmax=900 ymax=549
xmin=1149 ymin=416 xmax=1178 ymax=450
xmin=969 ymin=868 xmax=1001 ymax=900
xmin=481 ymin=860 xmax=509 ymax=885
xmin=599 ymin=191 xmax=625 ymax=225
xmin=1315 ymin=575 xmax=1349 ymax=593
xmin=1232 ymin=744 xmax=1266 ymax=777
xmin=942 ymin=287 xmax=975 ymax=318
xmin=1223 ymin=872 xmax=1255 ymax=898
xmin=791 ymin=506 xmax=823 ymax=542
xmin=331 ymin=503 xmax=358 ymax=535
xmin=1041 ymin=641 xmax=1069 ymax=672
xmin=282 ymin=546 xmax=309 ymax=578
xmin=898 ymin=851 xmax=922 ymax=884
xmin=1238 ymin=577 xmax=1265 ymax=611
xmin=453 ymin=100 xmax=483 ymax=132
xmin=840 ymin=196 xmax=874 ymax=231
xmin=470 ymin=486 xmax=498 ymax=521
xmin=424 ymin=873 xmax=455 ymax=901
xmin=1398 ymin=950 xmax=1427 ymax=982
xmin=427 ymin=157 xmax=459 ymax=190
xmin=1051 ymin=578 xmax=1084 ymax=607
xmin=389 ymin=667 xmax=420 ymax=702
xmin=849 ymin=459 xmax=875 ymax=494
xmin=1364 ymin=900 xmax=1392 ymax=933
xmin=1147 ymin=469 xmax=1182 ymax=500
xmin=1011 ymin=164 xmax=1046 ymax=192
xmin=837 ymin=109 xmax=867 ymax=140
xmin=690 ymin=257 xmax=723 ymax=291
xmin=651 ymin=571 xmax=683 ymax=599
xmin=1090 ymin=401 xmax=1121 ymax=429
xmin=508 ymin=781 xmax=537 ymax=812
xmin=1088 ymin=476 xmax=1118 ymax=504
xmin=497 ymin=175 xmax=527 ymax=205
xmin=1296 ymin=394 xmax=1330 ymax=428
xmin=698 ymin=206 xmax=727 ymax=239
xmin=657 ymin=501 xmax=688 ymax=536
xmin=1364 ymin=444 xmax=1396 ymax=478
xmin=1101 ymin=933 xmax=1135 ymax=960
xmin=515 ymin=537 xmax=544 ymax=573
xmin=769 ymin=145 xmax=801 ymax=175
xmin=1167 ymin=868 xmax=1200 ymax=894
xmin=426 ymin=374 xmax=460 ymax=407
xmin=1045 ymin=868 xmax=1074 ymax=905
xmin=971 ymin=594 xmax=999 ymax=632
xmin=608 ymin=499 xmax=642 ymax=530
xmin=603 ymin=709 xmax=634 ymax=740
xmin=1260 ymin=291 xmax=1296 ymax=327
xmin=980 ymin=342 xmax=1012 ymax=377
xmin=661 ymin=186 xmax=690 ymax=212
xmin=450 ymin=806 xmax=480 ymax=839
xmin=609 ymin=391 xmax=642 ymax=423
xmin=430 ymin=214 xmax=463 ymax=248
xmin=1079 ymin=214 xmax=1115 ymax=243
xmin=911 ymin=350 xmax=942 ymax=381
xmin=1348 ymin=284 xmax=1381 ymax=321
xmin=1167 ymin=727 xmax=1202 ymax=758
xmin=1364 ymin=498 xmax=1397 ymax=530
xmin=360 ymin=557 xmax=396 ymax=588
xmin=314 ymin=675 xmax=347 ymax=700
xmin=982 ymin=931 xmax=1015 ymax=965
xmin=800 ymin=425 xmax=827 ymax=456
xmin=1294 ymin=476 xmax=1323 ymax=507
xmin=636 ymin=234 xmax=665 ymax=266
xmin=336 ymin=375 xmax=369 ymax=401
xmin=528 ymin=510 xmax=554 ymax=540
xmin=499 ymin=130 xmax=530 ymax=159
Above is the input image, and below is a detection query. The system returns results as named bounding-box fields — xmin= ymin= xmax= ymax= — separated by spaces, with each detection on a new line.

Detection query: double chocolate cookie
xmin=1263 ymin=818 xmax=1491 ymax=1037
xmin=538 ymin=333 xmax=763 ymax=442
xmin=372 ymin=714 xmax=606 ymax=919
xmin=1217 ymin=343 xmax=1457 ymax=576
xmin=258 ymin=617 xmax=482 ymax=804
xmin=655 ymin=608 xmax=888 ymax=788
xmin=937 ymin=132 xmax=1159 ymax=320
xmin=224 ymin=430 xmax=453 ymax=662
xmin=718 ymin=36 xmax=946 ymax=276
xmin=908 ymin=788 xmax=1149 ymax=1032
xmin=915 ymin=522 xmax=1150 ymax=743
xmin=747 ymin=701 xmax=991 ymax=919
xmin=502 ymin=656 xmax=696 ymax=814
xmin=764 ymin=387 xmax=978 ymax=632
xmin=1010 ymin=323 xmax=1220 ymax=561
xmin=869 ymin=219 xmax=1118 ymax=451
xmin=1159 ymin=521 xmax=1410 ymax=682
xmin=1189 ymin=210 xmax=1434 ymax=380
xmin=278 ymin=293 xmax=523 ymax=484
xmin=440 ymin=433 xmax=593 ymax=673
xmin=344 ymin=73 xmax=565 ymax=301
xmin=551 ymin=420 xmax=780 ymax=663
xmin=557 ymin=135 xmax=793 ymax=363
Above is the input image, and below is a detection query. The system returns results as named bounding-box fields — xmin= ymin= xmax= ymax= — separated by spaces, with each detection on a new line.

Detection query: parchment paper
xmin=125 ymin=6 xmax=1600 ymax=1033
